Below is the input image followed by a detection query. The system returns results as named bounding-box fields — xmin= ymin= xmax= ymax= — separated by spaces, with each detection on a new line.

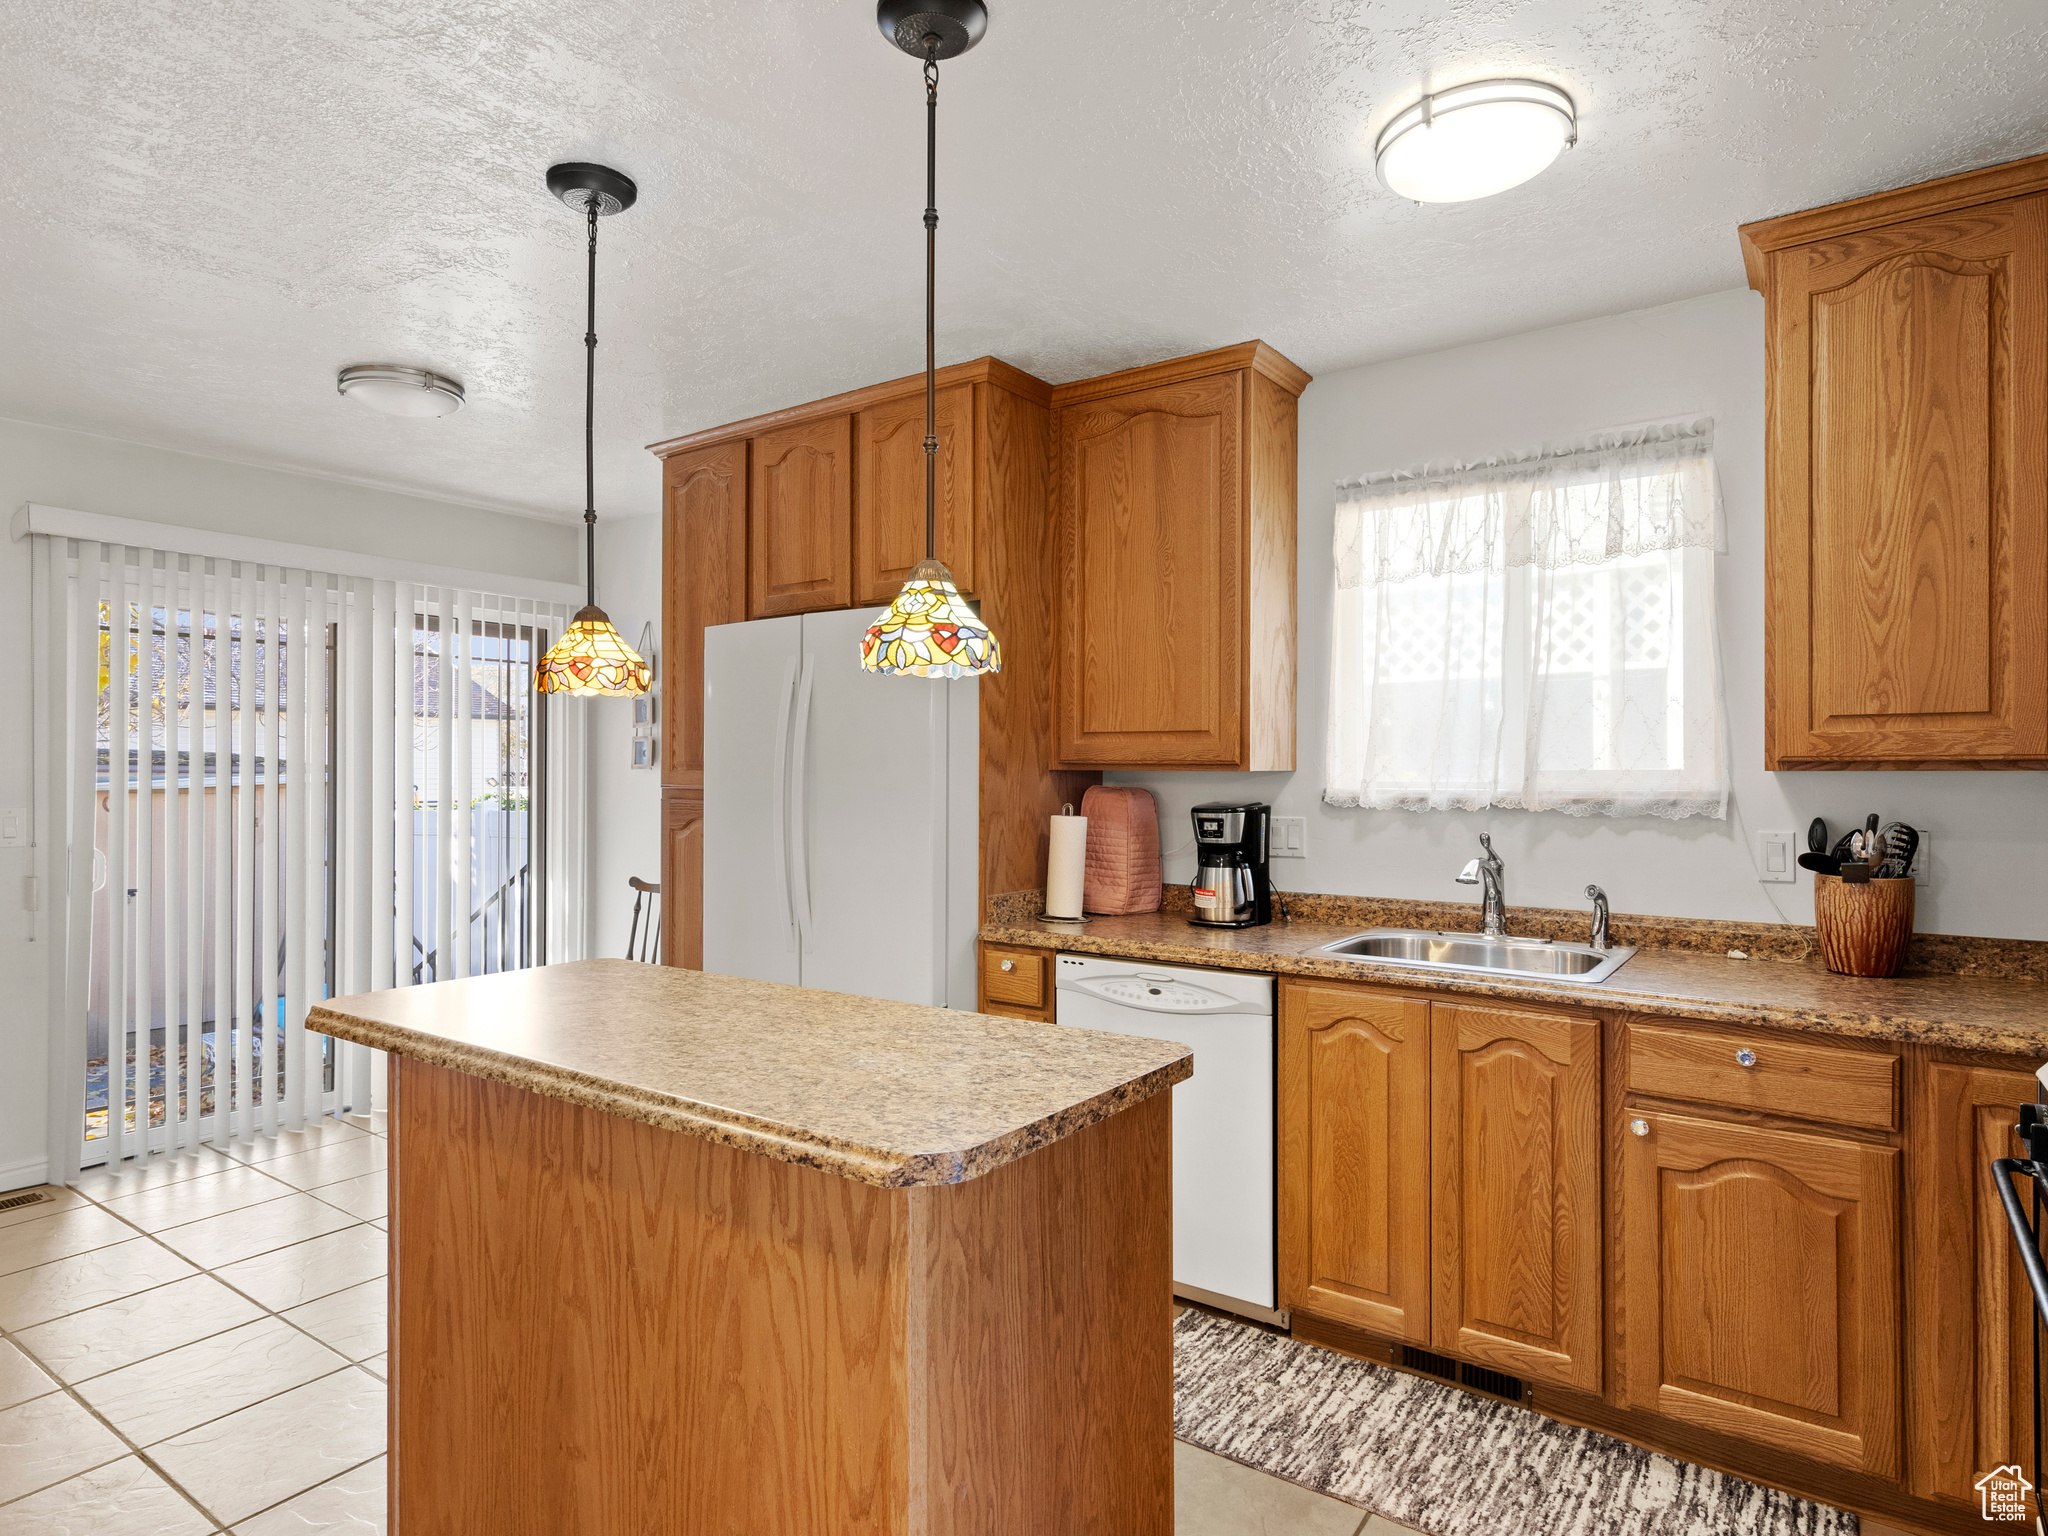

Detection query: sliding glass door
xmin=407 ymin=609 xmax=548 ymax=984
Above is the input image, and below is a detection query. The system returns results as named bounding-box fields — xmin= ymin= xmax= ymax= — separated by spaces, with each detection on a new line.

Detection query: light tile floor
xmin=0 ymin=1112 xmax=1420 ymax=1535
xmin=0 ymin=1114 xmax=389 ymax=1534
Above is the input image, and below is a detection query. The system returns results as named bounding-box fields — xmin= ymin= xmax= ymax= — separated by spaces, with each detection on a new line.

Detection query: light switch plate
xmin=1271 ymin=816 xmax=1307 ymax=858
xmin=1911 ymin=830 xmax=1931 ymax=887
xmin=1757 ymin=829 xmax=1795 ymax=883
xmin=0 ymin=808 xmax=25 ymax=847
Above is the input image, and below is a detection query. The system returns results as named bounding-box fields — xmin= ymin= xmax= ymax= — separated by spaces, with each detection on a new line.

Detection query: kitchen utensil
xmin=1875 ymin=822 xmax=1920 ymax=881
xmin=1830 ymin=829 xmax=1860 ymax=863
xmin=1807 ymin=817 xmax=1829 ymax=854
xmin=1813 ymin=871 xmax=1915 ymax=977
xmin=1839 ymin=861 xmax=1872 ymax=884
xmin=1798 ymin=852 xmax=1840 ymax=876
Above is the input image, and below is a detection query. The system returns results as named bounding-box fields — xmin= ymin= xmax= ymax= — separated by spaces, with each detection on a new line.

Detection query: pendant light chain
xmin=583 ymin=200 xmax=599 ymax=612
xmin=923 ymin=40 xmax=940 ymax=562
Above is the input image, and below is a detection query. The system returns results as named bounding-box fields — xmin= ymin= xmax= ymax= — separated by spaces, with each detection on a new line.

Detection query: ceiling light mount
xmin=336 ymin=364 xmax=465 ymax=418
xmin=546 ymin=162 xmax=638 ymax=218
xmin=1375 ymin=78 xmax=1577 ymax=204
xmin=876 ymin=0 xmax=986 ymax=60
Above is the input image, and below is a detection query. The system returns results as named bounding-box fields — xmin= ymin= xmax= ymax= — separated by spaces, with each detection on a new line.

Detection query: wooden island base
xmin=389 ymin=1058 xmax=1173 ymax=1536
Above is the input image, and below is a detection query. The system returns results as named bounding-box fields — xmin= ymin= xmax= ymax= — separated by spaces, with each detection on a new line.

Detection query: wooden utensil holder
xmin=1813 ymin=874 xmax=1916 ymax=977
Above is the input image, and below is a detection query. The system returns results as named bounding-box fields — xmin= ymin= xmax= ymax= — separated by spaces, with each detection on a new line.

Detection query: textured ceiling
xmin=2 ymin=0 xmax=2045 ymax=522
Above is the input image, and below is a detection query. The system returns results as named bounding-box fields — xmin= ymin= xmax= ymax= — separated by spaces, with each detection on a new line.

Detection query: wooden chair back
xmin=626 ymin=877 xmax=662 ymax=963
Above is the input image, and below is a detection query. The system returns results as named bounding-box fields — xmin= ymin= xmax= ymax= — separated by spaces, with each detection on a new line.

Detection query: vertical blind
xmin=33 ymin=532 xmax=586 ymax=1183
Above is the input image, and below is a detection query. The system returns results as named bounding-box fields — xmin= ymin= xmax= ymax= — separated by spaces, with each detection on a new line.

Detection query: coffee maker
xmin=1189 ymin=801 xmax=1272 ymax=928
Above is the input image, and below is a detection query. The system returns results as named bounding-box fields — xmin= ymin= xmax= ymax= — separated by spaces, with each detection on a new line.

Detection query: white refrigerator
xmin=702 ymin=607 xmax=980 ymax=1009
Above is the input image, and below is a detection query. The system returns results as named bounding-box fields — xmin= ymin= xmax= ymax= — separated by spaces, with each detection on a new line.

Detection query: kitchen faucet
xmin=1455 ymin=833 xmax=1507 ymax=938
xmin=1586 ymin=884 xmax=1610 ymax=951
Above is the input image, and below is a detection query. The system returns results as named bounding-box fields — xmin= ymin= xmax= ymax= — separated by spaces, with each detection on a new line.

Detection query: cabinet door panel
xmin=750 ymin=415 xmax=852 ymax=618
xmin=855 ymin=385 xmax=974 ymax=604
xmin=1278 ymin=980 xmax=1429 ymax=1341
xmin=1432 ymin=1005 xmax=1601 ymax=1390
xmin=1055 ymin=373 xmax=1242 ymax=767
xmin=1768 ymin=192 xmax=2048 ymax=764
xmin=663 ymin=441 xmax=748 ymax=782
xmin=1907 ymin=1061 xmax=2037 ymax=1506
xmin=1622 ymin=1111 xmax=1900 ymax=1476
xmin=660 ymin=786 xmax=704 ymax=971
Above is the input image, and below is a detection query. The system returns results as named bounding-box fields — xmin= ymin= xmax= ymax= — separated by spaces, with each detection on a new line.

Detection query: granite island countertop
xmin=983 ymin=906 xmax=2048 ymax=1057
xmin=312 ymin=958 xmax=1192 ymax=1188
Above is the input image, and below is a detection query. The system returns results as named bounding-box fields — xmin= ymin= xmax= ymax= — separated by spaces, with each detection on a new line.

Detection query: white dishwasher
xmin=1054 ymin=953 xmax=1279 ymax=1324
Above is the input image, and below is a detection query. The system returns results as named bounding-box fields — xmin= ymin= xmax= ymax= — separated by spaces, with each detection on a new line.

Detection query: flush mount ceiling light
xmin=858 ymin=0 xmax=1002 ymax=679
xmin=335 ymin=364 xmax=465 ymax=418
xmin=1375 ymin=79 xmax=1577 ymax=204
xmin=535 ymin=161 xmax=652 ymax=698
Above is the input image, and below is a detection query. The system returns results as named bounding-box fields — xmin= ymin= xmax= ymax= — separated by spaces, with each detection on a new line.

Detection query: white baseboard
xmin=0 ymin=1155 xmax=51 ymax=1193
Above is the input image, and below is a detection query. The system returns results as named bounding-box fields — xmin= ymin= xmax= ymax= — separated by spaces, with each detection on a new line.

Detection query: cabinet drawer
xmin=1627 ymin=1023 xmax=1899 ymax=1130
xmin=982 ymin=947 xmax=1048 ymax=1010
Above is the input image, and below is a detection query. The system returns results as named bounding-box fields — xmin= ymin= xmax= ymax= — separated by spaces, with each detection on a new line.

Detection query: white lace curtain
xmin=1326 ymin=417 xmax=1729 ymax=820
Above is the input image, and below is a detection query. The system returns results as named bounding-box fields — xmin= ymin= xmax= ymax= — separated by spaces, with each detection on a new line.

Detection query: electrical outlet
xmin=1757 ymin=829 xmax=1796 ymax=883
xmin=1271 ymin=816 xmax=1307 ymax=858
xmin=1911 ymin=830 xmax=1932 ymax=888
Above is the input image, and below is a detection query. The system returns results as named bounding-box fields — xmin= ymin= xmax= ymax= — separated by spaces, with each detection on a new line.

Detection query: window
xmin=1326 ymin=418 xmax=1728 ymax=820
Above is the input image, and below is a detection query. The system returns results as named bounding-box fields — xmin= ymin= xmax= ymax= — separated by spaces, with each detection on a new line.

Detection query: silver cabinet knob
xmin=1000 ymin=959 xmax=1015 ymax=972
xmin=1629 ymin=1118 xmax=1650 ymax=1137
xmin=1735 ymin=1048 xmax=1758 ymax=1068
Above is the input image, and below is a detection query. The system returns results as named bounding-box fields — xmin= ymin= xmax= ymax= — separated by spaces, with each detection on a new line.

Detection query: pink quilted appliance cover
xmin=1080 ymin=785 xmax=1163 ymax=915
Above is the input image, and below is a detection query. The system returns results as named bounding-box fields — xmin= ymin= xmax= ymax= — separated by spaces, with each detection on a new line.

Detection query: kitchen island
xmin=311 ymin=958 xmax=1191 ymax=1536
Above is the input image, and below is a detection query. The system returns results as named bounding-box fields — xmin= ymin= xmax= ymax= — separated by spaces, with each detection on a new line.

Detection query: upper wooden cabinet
xmin=750 ymin=413 xmax=853 ymax=618
xmin=1051 ymin=342 xmax=1307 ymax=771
xmin=651 ymin=357 xmax=1096 ymax=965
xmin=663 ymin=439 xmax=749 ymax=783
xmin=855 ymin=384 xmax=974 ymax=604
xmin=1742 ymin=156 xmax=2048 ymax=768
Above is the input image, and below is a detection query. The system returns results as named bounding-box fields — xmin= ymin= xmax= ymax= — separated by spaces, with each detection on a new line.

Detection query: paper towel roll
xmin=1046 ymin=806 xmax=1088 ymax=919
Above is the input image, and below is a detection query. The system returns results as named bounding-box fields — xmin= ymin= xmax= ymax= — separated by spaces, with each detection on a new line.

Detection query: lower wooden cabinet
xmin=1278 ymin=980 xmax=1431 ymax=1341
xmin=1276 ymin=973 xmax=2042 ymax=1528
xmin=1620 ymin=1110 xmax=1901 ymax=1477
xmin=1907 ymin=1061 xmax=2039 ymax=1508
xmin=976 ymin=942 xmax=1054 ymax=1022
xmin=1431 ymin=1003 xmax=1602 ymax=1391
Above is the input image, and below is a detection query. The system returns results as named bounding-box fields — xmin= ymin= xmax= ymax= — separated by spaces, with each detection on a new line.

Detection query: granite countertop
xmin=311 ymin=958 xmax=1191 ymax=1189
xmin=982 ymin=905 xmax=2048 ymax=1058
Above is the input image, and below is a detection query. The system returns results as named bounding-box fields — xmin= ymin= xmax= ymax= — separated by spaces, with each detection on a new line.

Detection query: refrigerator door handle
xmin=769 ymin=657 xmax=798 ymax=951
xmin=790 ymin=654 xmax=816 ymax=952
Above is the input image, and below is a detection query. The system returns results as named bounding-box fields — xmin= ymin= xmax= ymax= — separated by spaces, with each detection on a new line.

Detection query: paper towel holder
xmin=1038 ymin=802 xmax=1094 ymax=925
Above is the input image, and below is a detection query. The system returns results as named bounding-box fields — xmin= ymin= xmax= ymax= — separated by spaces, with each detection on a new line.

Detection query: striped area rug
xmin=1173 ymin=1310 xmax=1857 ymax=1536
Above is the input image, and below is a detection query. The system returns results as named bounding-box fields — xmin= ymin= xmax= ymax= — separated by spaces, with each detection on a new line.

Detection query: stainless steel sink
xmin=1320 ymin=928 xmax=1636 ymax=984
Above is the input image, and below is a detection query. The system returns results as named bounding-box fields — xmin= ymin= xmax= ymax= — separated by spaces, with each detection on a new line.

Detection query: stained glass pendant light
xmin=536 ymin=162 xmax=653 ymax=697
xmin=860 ymin=1 xmax=1002 ymax=679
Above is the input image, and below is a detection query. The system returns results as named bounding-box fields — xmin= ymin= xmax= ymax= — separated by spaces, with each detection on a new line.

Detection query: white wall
xmin=0 ymin=415 xmax=580 ymax=1188
xmin=584 ymin=510 xmax=666 ymax=961
xmin=1110 ymin=289 xmax=2048 ymax=941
